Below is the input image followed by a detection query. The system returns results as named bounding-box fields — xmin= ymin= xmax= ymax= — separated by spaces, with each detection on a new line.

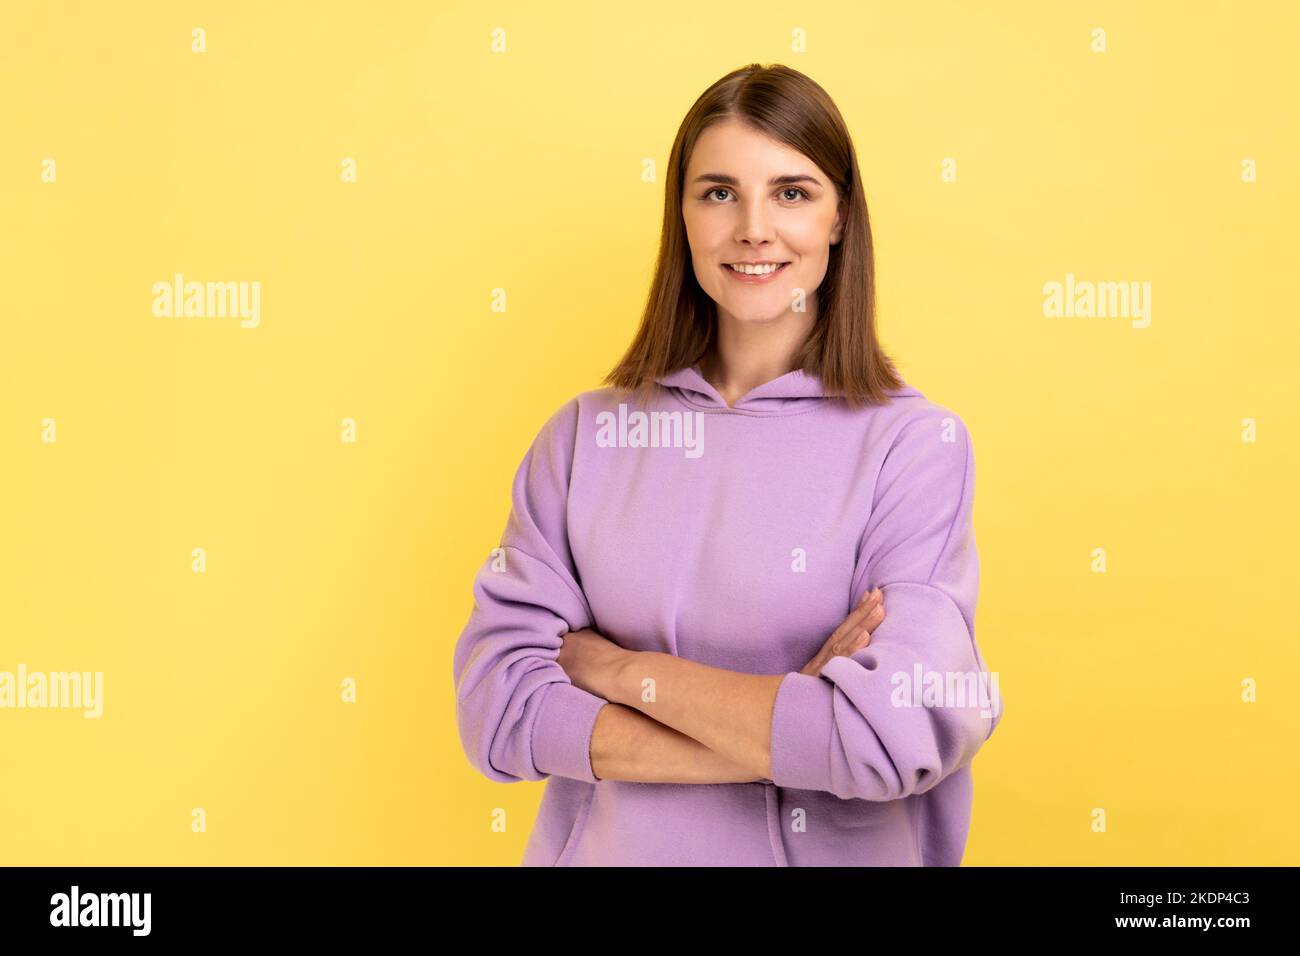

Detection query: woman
xmin=452 ymin=63 xmax=1002 ymax=866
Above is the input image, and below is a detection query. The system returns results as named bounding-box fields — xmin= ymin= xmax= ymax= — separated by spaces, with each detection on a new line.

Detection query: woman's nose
xmin=734 ymin=198 xmax=776 ymax=244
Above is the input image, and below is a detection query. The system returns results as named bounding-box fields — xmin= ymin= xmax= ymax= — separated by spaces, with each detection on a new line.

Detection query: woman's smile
xmin=721 ymin=260 xmax=792 ymax=283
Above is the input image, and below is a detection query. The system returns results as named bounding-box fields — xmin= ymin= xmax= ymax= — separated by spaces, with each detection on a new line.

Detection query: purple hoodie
xmin=452 ymin=364 xmax=1002 ymax=866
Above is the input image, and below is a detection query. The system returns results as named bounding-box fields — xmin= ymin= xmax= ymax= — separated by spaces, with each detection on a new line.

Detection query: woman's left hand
xmin=557 ymin=627 xmax=628 ymax=698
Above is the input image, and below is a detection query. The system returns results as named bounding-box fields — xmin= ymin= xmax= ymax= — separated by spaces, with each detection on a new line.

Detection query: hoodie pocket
xmin=552 ymin=784 xmax=595 ymax=867
xmin=558 ymin=780 xmax=777 ymax=866
xmin=773 ymin=786 xmax=922 ymax=865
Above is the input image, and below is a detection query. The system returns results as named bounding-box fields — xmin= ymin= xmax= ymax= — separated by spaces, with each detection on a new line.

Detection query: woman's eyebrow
xmin=691 ymin=172 xmax=823 ymax=187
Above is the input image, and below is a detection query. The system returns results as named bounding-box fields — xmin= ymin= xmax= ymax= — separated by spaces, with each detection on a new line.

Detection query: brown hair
xmin=603 ymin=62 xmax=905 ymax=409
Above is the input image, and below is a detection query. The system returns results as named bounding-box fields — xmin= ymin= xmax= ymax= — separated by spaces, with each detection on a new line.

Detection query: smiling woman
xmin=452 ymin=62 xmax=1002 ymax=867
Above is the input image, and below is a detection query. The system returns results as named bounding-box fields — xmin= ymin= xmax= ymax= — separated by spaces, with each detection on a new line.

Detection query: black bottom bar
xmin=0 ymin=866 xmax=1292 ymax=942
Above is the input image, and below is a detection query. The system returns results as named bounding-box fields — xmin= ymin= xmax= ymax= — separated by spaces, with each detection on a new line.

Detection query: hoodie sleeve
xmin=452 ymin=397 xmax=609 ymax=785
xmin=768 ymin=410 xmax=1003 ymax=802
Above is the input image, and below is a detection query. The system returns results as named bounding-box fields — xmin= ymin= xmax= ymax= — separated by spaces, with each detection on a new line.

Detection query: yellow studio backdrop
xmin=1 ymin=0 xmax=1297 ymax=866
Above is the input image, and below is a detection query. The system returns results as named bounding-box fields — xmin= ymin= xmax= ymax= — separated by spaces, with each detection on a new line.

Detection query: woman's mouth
xmin=722 ymin=262 xmax=791 ymax=284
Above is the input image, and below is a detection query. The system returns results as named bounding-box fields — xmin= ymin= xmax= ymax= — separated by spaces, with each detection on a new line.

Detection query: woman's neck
xmin=700 ymin=308 xmax=815 ymax=406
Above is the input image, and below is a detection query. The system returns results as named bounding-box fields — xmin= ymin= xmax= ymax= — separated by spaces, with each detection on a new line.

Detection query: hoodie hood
xmin=654 ymin=364 xmax=923 ymax=416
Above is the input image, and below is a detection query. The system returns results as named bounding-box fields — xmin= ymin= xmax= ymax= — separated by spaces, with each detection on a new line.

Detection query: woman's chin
xmin=716 ymin=303 xmax=800 ymax=325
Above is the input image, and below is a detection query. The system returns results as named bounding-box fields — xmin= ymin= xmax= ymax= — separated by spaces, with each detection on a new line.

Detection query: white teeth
xmin=728 ymin=262 xmax=785 ymax=275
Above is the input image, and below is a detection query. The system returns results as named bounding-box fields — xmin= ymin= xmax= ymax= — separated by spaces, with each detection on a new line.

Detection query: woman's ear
xmin=830 ymin=198 xmax=847 ymax=246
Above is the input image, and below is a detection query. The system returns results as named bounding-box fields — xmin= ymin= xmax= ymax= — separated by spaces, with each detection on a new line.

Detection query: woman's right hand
xmin=799 ymin=587 xmax=885 ymax=677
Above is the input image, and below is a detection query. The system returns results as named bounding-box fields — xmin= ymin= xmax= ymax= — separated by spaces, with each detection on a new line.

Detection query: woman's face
xmin=681 ymin=118 xmax=844 ymax=327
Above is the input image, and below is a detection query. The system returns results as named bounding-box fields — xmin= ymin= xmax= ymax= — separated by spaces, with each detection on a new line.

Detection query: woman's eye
xmin=707 ymin=187 xmax=731 ymax=201
xmin=781 ymin=187 xmax=809 ymax=202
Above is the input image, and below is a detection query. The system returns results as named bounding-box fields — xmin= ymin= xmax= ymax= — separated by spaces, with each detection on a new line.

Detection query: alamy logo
xmin=890 ymin=665 xmax=1001 ymax=719
xmin=1042 ymin=272 xmax=1150 ymax=328
xmin=152 ymin=272 xmax=261 ymax=328
xmin=50 ymin=886 xmax=151 ymax=936
xmin=0 ymin=664 xmax=102 ymax=718
xmin=595 ymin=404 xmax=704 ymax=459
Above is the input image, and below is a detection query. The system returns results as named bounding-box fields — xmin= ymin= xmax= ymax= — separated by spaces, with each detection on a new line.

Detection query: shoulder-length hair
xmin=603 ymin=62 xmax=905 ymax=409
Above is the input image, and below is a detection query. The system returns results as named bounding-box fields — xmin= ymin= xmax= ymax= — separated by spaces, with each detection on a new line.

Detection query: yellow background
xmin=1 ymin=0 xmax=1296 ymax=865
